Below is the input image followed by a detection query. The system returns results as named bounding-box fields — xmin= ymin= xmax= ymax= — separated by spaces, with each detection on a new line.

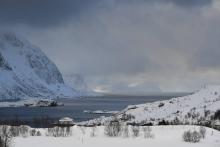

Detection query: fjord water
xmin=0 ymin=94 xmax=187 ymax=122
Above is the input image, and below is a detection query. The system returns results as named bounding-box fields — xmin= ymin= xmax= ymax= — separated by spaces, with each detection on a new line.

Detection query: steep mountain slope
xmin=0 ymin=32 xmax=79 ymax=100
xmin=114 ymin=85 xmax=220 ymax=125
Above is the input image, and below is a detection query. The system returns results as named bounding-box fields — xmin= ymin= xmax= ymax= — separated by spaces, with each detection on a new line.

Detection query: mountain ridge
xmin=0 ymin=32 xmax=79 ymax=100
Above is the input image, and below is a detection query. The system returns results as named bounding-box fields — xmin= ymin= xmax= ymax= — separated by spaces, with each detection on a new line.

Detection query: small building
xmin=57 ymin=117 xmax=75 ymax=126
xmin=59 ymin=117 xmax=74 ymax=124
xmin=212 ymin=120 xmax=220 ymax=131
xmin=214 ymin=120 xmax=220 ymax=126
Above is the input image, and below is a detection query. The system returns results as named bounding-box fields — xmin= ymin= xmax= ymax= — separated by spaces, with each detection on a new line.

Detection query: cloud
xmin=167 ymin=0 xmax=212 ymax=7
xmin=0 ymin=0 xmax=98 ymax=27
xmin=0 ymin=0 xmax=213 ymax=27
xmin=0 ymin=0 xmax=219 ymax=93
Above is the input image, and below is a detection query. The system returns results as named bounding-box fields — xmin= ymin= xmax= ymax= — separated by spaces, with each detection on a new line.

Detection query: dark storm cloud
xmin=0 ymin=0 xmax=219 ymax=93
xmin=129 ymin=0 xmax=213 ymax=7
xmin=166 ymin=0 xmax=212 ymax=7
xmin=0 ymin=0 xmax=99 ymax=27
xmin=0 ymin=0 xmax=213 ymax=27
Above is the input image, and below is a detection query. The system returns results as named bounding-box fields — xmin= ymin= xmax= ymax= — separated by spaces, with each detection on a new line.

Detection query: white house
xmin=215 ymin=120 xmax=220 ymax=127
xmin=58 ymin=117 xmax=74 ymax=125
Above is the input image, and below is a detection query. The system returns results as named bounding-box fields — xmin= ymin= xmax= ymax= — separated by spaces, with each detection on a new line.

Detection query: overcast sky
xmin=1 ymin=0 xmax=220 ymax=94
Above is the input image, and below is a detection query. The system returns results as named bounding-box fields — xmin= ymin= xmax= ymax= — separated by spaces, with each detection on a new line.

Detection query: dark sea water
xmin=0 ymin=94 xmax=187 ymax=123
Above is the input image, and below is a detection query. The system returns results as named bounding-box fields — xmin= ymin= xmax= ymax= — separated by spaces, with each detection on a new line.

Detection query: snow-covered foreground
xmin=14 ymin=125 xmax=220 ymax=147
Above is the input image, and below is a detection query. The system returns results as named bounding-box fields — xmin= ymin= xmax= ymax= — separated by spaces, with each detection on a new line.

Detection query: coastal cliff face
xmin=0 ymin=32 xmax=79 ymax=100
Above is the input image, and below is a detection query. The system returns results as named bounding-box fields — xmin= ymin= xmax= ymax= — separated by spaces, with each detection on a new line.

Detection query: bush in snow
xmin=18 ymin=125 xmax=29 ymax=137
xmin=30 ymin=129 xmax=37 ymax=136
xmin=214 ymin=110 xmax=220 ymax=120
xmin=9 ymin=126 xmax=19 ymax=137
xmin=29 ymin=129 xmax=41 ymax=136
xmin=158 ymin=119 xmax=169 ymax=125
xmin=158 ymin=102 xmax=165 ymax=107
xmin=36 ymin=131 xmax=41 ymax=136
xmin=0 ymin=125 xmax=12 ymax=147
xmin=131 ymin=126 xmax=140 ymax=137
xmin=7 ymin=125 xmax=36 ymax=138
xmin=199 ymin=126 xmax=206 ymax=139
xmin=79 ymin=127 xmax=86 ymax=135
xmin=171 ymin=117 xmax=181 ymax=125
xmin=46 ymin=127 xmax=59 ymax=137
xmin=191 ymin=131 xmax=201 ymax=142
xmin=121 ymin=114 xmax=135 ymax=121
xmin=104 ymin=121 xmax=121 ymax=137
xmin=121 ymin=125 xmax=129 ymax=138
xmin=142 ymin=126 xmax=154 ymax=139
xmin=90 ymin=126 xmax=97 ymax=137
xmin=204 ymin=110 xmax=211 ymax=118
xmin=182 ymin=130 xmax=201 ymax=143
xmin=46 ymin=126 xmax=72 ymax=137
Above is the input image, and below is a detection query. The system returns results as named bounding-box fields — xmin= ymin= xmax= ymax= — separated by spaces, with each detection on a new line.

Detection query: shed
xmin=58 ymin=117 xmax=74 ymax=125
xmin=215 ymin=120 xmax=220 ymax=126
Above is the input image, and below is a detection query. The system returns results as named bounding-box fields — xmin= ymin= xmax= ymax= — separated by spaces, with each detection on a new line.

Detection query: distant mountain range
xmin=0 ymin=32 xmax=81 ymax=100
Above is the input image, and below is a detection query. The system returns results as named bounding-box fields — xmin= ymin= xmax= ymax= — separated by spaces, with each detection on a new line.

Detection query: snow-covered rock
xmin=0 ymin=32 xmax=79 ymax=100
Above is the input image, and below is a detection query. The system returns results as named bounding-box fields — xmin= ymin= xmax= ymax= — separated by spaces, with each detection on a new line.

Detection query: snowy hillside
xmin=81 ymin=85 xmax=220 ymax=126
xmin=114 ymin=85 xmax=220 ymax=125
xmin=0 ymin=32 xmax=79 ymax=100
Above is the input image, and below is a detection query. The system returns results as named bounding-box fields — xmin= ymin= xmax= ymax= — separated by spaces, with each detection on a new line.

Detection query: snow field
xmin=14 ymin=125 xmax=220 ymax=147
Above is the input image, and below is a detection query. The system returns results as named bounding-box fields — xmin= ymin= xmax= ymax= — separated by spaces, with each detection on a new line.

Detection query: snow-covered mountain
xmin=0 ymin=32 xmax=79 ymax=100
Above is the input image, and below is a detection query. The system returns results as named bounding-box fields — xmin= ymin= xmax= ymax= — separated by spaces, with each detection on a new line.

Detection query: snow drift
xmin=0 ymin=32 xmax=79 ymax=100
